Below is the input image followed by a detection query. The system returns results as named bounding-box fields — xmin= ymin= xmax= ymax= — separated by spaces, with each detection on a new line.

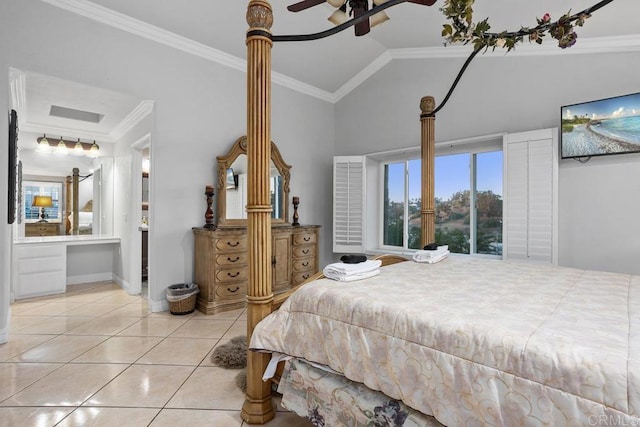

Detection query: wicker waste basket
xmin=166 ymin=283 xmax=199 ymax=315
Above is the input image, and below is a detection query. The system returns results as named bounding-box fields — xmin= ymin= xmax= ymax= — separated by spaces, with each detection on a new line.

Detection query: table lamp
xmin=32 ymin=195 xmax=53 ymax=222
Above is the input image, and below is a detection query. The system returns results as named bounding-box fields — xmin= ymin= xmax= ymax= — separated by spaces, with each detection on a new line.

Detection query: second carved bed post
xmin=72 ymin=167 xmax=79 ymax=235
xmin=242 ymin=0 xmax=276 ymax=424
xmin=420 ymin=96 xmax=436 ymax=247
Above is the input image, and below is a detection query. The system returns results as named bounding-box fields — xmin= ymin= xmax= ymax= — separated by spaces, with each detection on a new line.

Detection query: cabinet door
xmin=272 ymin=232 xmax=292 ymax=292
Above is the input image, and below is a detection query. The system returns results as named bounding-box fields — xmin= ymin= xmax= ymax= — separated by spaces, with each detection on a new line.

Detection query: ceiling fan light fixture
xmin=327 ymin=0 xmax=344 ymax=8
xmin=370 ymin=10 xmax=390 ymax=27
xmin=328 ymin=5 xmax=348 ymax=25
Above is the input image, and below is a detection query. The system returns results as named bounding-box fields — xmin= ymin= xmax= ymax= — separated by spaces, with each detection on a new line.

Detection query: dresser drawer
xmin=215 ymin=253 xmax=248 ymax=266
xmin=292 ymin=271 xmax=315 ymax=285
xmin=293 ymin=232 xmax=317 ymax=246
xmin=293 ymin=245 xmax=316 ymax=259
xmin=215 ymin=266 xmax=248 ymax=283
xmin=215 ymin=282 xmax=247 ymax=299
xmin=293 ymin=258 xmax=315 ymax=272
xmin=25 ymin=223 xmax=59 ymax=237
xmin=215 ymin=236 xmax=247 ymax=252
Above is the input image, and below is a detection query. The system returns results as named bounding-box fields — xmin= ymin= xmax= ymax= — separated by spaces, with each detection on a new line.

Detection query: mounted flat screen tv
xmin=561 ymin=92 xmax=640 ymax=159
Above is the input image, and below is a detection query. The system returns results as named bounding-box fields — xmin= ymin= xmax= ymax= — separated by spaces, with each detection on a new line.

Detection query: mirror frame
xmin=216 ymin=136 xmax=291 ymax=227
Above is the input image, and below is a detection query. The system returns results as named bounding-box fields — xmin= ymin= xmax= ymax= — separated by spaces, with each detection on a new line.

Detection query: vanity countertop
xmin=14 ymin=235 xmax=120 ymax=246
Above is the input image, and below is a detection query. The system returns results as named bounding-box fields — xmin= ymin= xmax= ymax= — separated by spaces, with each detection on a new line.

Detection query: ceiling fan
xmin=287 ymin=0 xmax=437 ymax=37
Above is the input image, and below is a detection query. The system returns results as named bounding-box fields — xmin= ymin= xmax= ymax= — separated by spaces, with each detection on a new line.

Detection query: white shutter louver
xmin=333 ymin=156 xmax=365 ymax=253
xmin=504 ymin=128 xmax=558 ymax=265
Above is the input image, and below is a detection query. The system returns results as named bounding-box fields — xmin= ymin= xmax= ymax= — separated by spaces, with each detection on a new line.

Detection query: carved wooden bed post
xmin=72 ymin=167 xmax=80 ymax=235
xmin=420 ymin=96 xmax=436 ymax=247
xmin=242 ymin=0 xmax=276 ymax=424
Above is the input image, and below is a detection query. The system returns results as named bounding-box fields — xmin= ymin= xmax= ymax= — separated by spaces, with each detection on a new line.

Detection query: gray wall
xmin=336 ymin=51 xmax=640 ymax=274
xmin=0 ymin=0 xmax=335 ymax=332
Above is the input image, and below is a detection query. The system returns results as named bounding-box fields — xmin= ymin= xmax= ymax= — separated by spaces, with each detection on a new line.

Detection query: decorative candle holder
xmin=204 ymin=185 xmax=216 ymax=229
xmin=292 ymin=196 xmax=300 ymax=226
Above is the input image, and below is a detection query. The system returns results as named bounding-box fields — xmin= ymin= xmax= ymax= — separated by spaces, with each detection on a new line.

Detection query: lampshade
xmin=327 ymin=0 xmax=344 ymax=7
xmin=37 ymin=134 xmax=50 ymax=152
xmin=370 ymin=10 xmax=389 ymax=27
xmin=56 ymin=137 xmax=68 ymax=155
xmin=32 ymin=195 xmax=53 ymax=208
xmin=74 ymin=138 xmax=84 ymax=155
xmin=328 ymin=5 xmax=348 ymax=25
xmin=89 ymin=141 xmax=100 ymax=157
xmin=373 ymin=0 xmax=390 ymax=5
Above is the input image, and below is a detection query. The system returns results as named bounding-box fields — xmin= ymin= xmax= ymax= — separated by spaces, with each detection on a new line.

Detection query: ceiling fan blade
xmin=353 ymin=3 xmax=370 ymax=36
xmin=287 ymin=0 xmax=326 ymax=12
xmin=406 ymin=0 xmax=437 ymax=6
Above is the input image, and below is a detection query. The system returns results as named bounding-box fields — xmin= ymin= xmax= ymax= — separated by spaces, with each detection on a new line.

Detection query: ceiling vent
xmin=49 ymin=105 xmax=104 ymax=123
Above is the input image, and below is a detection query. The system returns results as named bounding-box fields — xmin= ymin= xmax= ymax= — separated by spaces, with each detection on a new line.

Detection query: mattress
xmin=250 ymin=256 xmax=640 ymax=426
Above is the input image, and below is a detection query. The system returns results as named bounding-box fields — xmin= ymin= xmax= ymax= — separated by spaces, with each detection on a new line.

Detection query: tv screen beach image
xmin=561 ymin=92 xmax=640 ymax=159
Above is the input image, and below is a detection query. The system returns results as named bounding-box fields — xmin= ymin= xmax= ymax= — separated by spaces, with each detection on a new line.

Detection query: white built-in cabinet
xmin=503 ymin=128 xmax=558 ymax=264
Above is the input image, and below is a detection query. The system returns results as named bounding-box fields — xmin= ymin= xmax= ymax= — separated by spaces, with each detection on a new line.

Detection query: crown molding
xmin=332 ymin=34 xmax=640 ymax=102
xmin=40 ymin=0 xmax=334 ymax=103
xmin=131 ymin=133 xmax=151 ymax=150
xmin=40 ymin=0 xmax=640 ymax=105
xmin=332 ymin=51 xmax=392 ymax=103
xmin=110 ymin=100 xmax=154 ymax=141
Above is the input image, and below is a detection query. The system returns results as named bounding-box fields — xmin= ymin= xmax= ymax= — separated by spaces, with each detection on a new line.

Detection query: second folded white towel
xmin=323 ymin=259 xmax=382 ymax=281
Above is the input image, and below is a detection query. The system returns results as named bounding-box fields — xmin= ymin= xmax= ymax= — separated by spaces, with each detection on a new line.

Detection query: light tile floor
xmin=1 ymin=282 xmax=312 ymax=427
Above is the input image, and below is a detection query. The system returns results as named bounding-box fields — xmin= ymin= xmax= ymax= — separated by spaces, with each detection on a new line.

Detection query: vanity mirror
xmin=216 ymin=136 xmax=291 ymax=227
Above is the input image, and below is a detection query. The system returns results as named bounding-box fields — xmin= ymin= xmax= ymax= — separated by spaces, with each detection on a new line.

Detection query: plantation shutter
xmin=333 ymin=156 xmax=365 ymax=253
xmin=503 ymin=128 xmax=558 ymax=265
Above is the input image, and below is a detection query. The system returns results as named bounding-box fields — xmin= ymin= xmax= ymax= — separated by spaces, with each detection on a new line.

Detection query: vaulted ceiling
xmin=14 ymin=0 xmax=640 ymax=144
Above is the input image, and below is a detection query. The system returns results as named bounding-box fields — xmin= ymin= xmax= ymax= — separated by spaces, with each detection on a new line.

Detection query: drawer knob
xmin=227 ymin=272 xmax=240 ymax=278
xmin=227 ymin=286 xmax=240 ymax=293
xmin=227 ymin=241 xmax=240 ymax=247
xmin=303 ymin=237 xmax=311 ymax=242
xmin=302 ymin=274 xmax=309 ymax=279
xmin=302 ymin=249 xmax=309 ymax=255
xmin=227 ymin=256 xmax=240 ymax=263
xmin=302 ymin=261 xmax=309 ymax=267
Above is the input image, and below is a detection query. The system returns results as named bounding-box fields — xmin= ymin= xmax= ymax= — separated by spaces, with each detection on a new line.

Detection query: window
xmin=382 ymin=160 xmax=421 ymax=250
xmin=23 ymin=181 xmax=63 ymax=223
xmin=380 ymin=144 xmax=503 ymax=256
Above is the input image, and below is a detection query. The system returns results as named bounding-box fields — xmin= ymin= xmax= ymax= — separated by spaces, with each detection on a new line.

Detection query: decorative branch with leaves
xmin=440 ymin=0 xmax=613 ymax=51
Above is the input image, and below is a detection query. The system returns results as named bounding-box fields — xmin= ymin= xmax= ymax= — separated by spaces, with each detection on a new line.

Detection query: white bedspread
xmin=250 ymin=256 xmax=640 ymax=426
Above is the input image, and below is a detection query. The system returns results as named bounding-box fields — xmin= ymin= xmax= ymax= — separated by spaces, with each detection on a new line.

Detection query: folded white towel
xmin=324 ymin=268 xmax=380 ymax=282
xmin=323 ymin=259 xmax=382 ymax=276
xmin=413 ymin=250 xmax=449 ymax=264
xmin=413 ymin=245 xmax=449 ymax=259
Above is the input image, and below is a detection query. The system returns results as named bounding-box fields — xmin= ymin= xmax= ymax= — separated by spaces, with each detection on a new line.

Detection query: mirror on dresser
xmin=216 ymin=135 xmax=291 ymax=227
xmin=192 ymin=136 xmax=320 ymax=315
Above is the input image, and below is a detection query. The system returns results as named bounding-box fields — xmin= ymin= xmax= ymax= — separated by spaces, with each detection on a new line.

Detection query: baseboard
xmin=147 ymin=297 xmax=168 ymax=313
xmin=112 ymin=273 xmax=133 ymax=294
xmin=67 ymin=272 xmax=113 ymax=286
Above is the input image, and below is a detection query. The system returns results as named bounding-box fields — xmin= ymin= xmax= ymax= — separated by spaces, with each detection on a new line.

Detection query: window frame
xmin=367 ymin=134 xmax=504 ymax=257
xmin=23 ymin=180 xmax=64 ymax=224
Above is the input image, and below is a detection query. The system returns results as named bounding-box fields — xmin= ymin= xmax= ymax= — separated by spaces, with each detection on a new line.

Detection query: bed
xmin=239 ymin=1 xmax=629 ymax=425
xmin=250 ymin=256 xmax=640 ymax=425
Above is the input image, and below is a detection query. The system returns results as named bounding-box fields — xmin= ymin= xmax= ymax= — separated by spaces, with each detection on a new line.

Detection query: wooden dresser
xmin=193 ymin=225 xmax=320 ymax=314
xmin=25 ymin=222 xmax=59 ymax=237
